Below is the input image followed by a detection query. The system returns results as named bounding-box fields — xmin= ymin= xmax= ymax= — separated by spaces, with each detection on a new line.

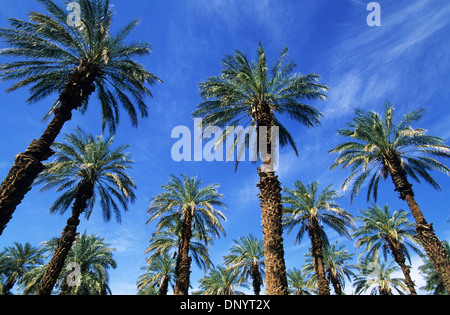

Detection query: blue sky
xmin=0 ymin=0 xmax=449 ymax=295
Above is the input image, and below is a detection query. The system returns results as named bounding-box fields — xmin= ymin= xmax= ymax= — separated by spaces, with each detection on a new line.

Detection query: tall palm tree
xmin=304 ymin=242 xmax=355 ymax=295
xmin=330 ymin=104 xmax=450 ymax=291
xmin=145 ymin=215 xmax=215 ymax=272
xmin=354 ymin=204 xmax=422 ymax=295
xmin=282 ymin=180 xmax=354 ymax=295
xmin=0 ymin=0 xmax=160 ymax=236
xmin=34 ymin=128 xmax=136 ymax=295
xmin=196 ymin=266 xmax=249 ymax=295
xmin=0 ymin=243 xmax=44 ymax=295
xmin=137 ymin=253 xmax=175 ymax=296
xmin=193 ymin=42 xmax=328 ymax=295
xmin=147 ymin=175 xmax=227 ymax=295
xmin=354 ymin=258 xmax=408 ymax=295
xmin=224 ymin=235 xmax=265 ymax=295
xmin=287 ymin=268 xmax=314 ymax=295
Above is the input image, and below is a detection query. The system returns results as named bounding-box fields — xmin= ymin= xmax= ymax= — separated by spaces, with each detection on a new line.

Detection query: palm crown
xmin=35 ymin=127 xmax=136 ymax=222
xmin=193 ymin=42 xmax=327 ymax=165
xmin=330 ymin=104 xmax=450 ymax=202
xmin=0 ymin=0 xmax=160 ymax=132
xmin=354 ymin=204 xmax=421 ymax=262
xmin=283 ymin=181 xmax=354 ymax=245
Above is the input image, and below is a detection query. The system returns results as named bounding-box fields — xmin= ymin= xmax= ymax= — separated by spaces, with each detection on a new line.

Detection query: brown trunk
xmin=251 ymin=263 xmax=262 ymax=295
xmin=174 ymin=211 xmax=193 ymax=295
xmin=387 ymin=154 xmax=450 ymax=293
xmin=0 ymin=60 xmax=97 ymax=236
xmin=388 ymin=241 xmax=417 ymax=295
xmin=37 ymin=181 xmax=94 ymax=295
xmin=328 ymin=272 xmax=343 ymax=295
xmin=159 ymin=276 xmax=169 ymax=296
xmin=255 ymin=102 xmax=288 ymax=295
xmin=308 ymin=218 xmax=331 ymax=295
xmin=258 ymin=169 xmax=288 ymax=295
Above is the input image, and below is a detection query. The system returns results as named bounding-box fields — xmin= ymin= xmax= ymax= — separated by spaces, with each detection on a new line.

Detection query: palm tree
xmin=304 ymin=242 xmax=355 ymax=295
xmin=287 ymin=268 xmax=314 ymax=295
xmin=22 ymin=233 xmax=116 ymax=295
xmin=193 ymin=42 xmax=328 ymax=295
xmin=224 ymin=235 xmax=265 ymax=295
xmin=34 ymin=128 xmax=135 ymax=295
xmin=197 ymin=266 xmax=249 ymax=295
xmin=145 ymin=215 xmax=215 ymax=272
xmin=137 ymin=253 xmax=175 ymax=296
xmin=147 ymin=175 xmax=227 ymax=295
xmin=330 ymin=104 xmax=450 ymax=291
xmin=0 ymin=0 xmax=160 ymax=236
xmin=354 ymin=204 xmax=422 ymax=295
xmin=354 ymin=258 xmax=408 ymax=295
xmin=419 ymin=241 xmax=450 ymax=295
xmin=0 ymin=243 xmax=44 ymax=295
xmin=282 ymin=180 xmax=354 ymax=295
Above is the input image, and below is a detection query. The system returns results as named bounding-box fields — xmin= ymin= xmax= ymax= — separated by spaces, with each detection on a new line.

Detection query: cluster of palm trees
xmin=0 ymin=233 xmax=116 ymax=295
xmin=0 ymin=0 xmax=449 ymax=295
xmin=137 ymin=190 xmax=449 ymax=295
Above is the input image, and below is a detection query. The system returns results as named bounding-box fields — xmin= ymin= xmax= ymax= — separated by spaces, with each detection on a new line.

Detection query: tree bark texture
xmin=387 ymin=154 xmax=450 ymax=293
xmin=308 ymin=218 xmax=331 ymax=295
xmin=174 ymin=211 xmax=193 ymax=295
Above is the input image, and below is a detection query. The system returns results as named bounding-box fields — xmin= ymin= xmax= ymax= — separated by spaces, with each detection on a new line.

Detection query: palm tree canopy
xmin=148 ymin=174 xmax=227 ymax=242
xmin=22 ymin=233 xmax=116 ymax=295
xmin=137 ymin=253 xmax=175 ymax=295
xmin=287 ymin=268 xmax=313 ymax=295
xmin=193 ymin=42 xmax=328 ymax=168
xmin=330 ymin=104 xmax=450 ymax=202
xmin=145 ymin=216 xmax=215 ymax=271
xmin=35 ymin=127 xmax=136 ymax=222
xmin=353 ymin=258 xmax=408 ymax=295
xmin=196 ymin=266 xmax=249 ymax=295
xmin=353 ymin=204 xmax=422 ymax=262
xmin=0 ymin=0 xmax=161 ymax=132
xmin=303 ymin=242 xmax=356 ymax=292
xmin=223 ymin=234 xmax=265 ymax=280
xmin=283 ymin=181 xmax=354 ymax=246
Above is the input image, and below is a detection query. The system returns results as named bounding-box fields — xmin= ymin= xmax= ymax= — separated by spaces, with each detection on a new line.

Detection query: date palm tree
xmin=34 ymin=128 xmax=136 ymax=295
xmin=145 ymin=215 xmax=215 ymax=272
xmin=304 ymin=241 xmax=355 ymax=295
xmin=0 ymin=0 xmax=160 ymax=236
xmin=287 ymin=268 xmax=314 ymax=295
xmin=354 ymin=204 xmax=422 ymax=295
xmin=196 ymin=266 xmax=249 ymax=295
xmin=354 ymin=258 xmax=408 ymax=295
xmin=137 ymin=253 xmax=175 ymax=296
xmin=147 ymin=175 xmax=227 ymax=295
xmin=193 ymin=42 xmax=328 ymax=295
xmin=224 ymin=235 xmax=265 ymax=295
xmin=21 ymin=233 xmax=117 ymax=295
xmin=0 ymin=243 xmax=44 ymax=295
xmin=282 ymin=180 xmax=354 ymax=295
xmin=330 ymin=104 xmax=450 ymax=292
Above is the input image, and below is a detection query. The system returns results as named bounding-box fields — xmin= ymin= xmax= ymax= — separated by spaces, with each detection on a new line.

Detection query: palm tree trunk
xmin=0 ymin=61 xmax=97 ymax=236
xmin=308 ymin=218 xmax=331 ymax=295
xmin=328 ymin=272 xmax=343 ymax=295
xmin=388 ymin=242 xmax=417 ymax=295
xmin=258 ymin=169 xmax=288 ymax=295
xmin=387 ymin=155 xmax=450 ymax=293
xmin=37 ymin=181 xmax=94 ymax=295
xmin=255 ymin=102 xmax=288 ymax=295
xmin=174 ymin=211 xmax=193 ymax=295
xmin=251 ymin=264 xmax=262 ymax=295
xmin=159 ymin=277 xmax=169 ymax=296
